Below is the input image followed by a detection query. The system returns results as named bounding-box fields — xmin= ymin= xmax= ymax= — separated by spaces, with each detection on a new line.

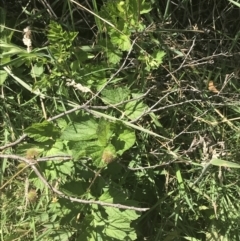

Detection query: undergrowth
xmin=1 ymin=0 xmax=240 ymax=240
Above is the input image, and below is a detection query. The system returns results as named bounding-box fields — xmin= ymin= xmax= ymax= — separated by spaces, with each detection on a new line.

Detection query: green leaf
xmin=154 ymin=50 xmax=166 ymax=65
xmin=110 ymin=31 xmax=131 ymax=51
xmin=105 ymin=228 xmax=127 ymax=240
xmin=72 ymin=140 xmax=105 ymax=168
xmin=105 ymin=207 xmax=140 ymax=222
xmin=71 ymin=140 xmax=94 ymax=158
xmin=31 ymin=63 xmax=44 ymax=78
xmin=50 ymin=230 xmax=75 ymax=241
xmin=69 ymin=119 xmax=134 ymax=164
xmin=61 ymin=119 xmax=98 ymax=141
xmin=119 ymin=35 xmax=131 ymax=51
xmin=88 ymin=109 xmax=169 ymax=140
xmin=147 ymin=51 xmax=165 ymax=69
xmin=0 ymin=70 xmax=8 ymax=85
xmin=124 ymin=100 xmax=148 ymax=120
xmin=103 ymin=207 xmax=139 ymax=240
xmin=92 ymin=212 xmax=106 ymax=226
xmin=99 ymin=190 xmax=114 ymax=203
xmin=47 ymin=160 xmax=73 ymax=178
xmin=61 ymin=181 xmax=85 ymax=196
xmin=25 ymin=121 xmax=60 ymax=142
xmin=139 ymin=1 xmax=152 ymax=14
xmin=99 ymin=187 xmax=126 ymax=203
xmin=211 ymin=159 xmax=240 ymax=168
xmin=97 ymin=119 xmax=114 ymax=146
xmin=45 ymin=139 xmax=68 ymax=156
xmin=101 ymin=87 xmax=130 ymax=105
xmin=0 ymin=42 xmax=28 ymax=56
xmin=72 ymin=48 xmax=90 ymax=63
xmin=149 ymin=112 xmax=163 ymax=127
xmin=3 ymin=65 xmax=46 ymax=97
xmin=47 ymin=21 xmax=78 ymax=62
xmin=106 ymin=49 xmax=122 ymax=64
xmin=47 ymin=21 xmax=78 ymax=47
xmin=117 ymin=1 xmax=125 ymax=13
xmin=110 ymin=122 xmax=136 ymax=155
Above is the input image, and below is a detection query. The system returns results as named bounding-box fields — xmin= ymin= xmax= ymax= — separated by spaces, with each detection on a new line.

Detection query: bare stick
xmin=123 ymin=160 xmax=189 ymax=171
xmin=166 ymin=37 xmax=196 ymax=77
xmin=0 ymin=154 xmax=149 ymax=211
xmin=151 ymin=99 xmax=203 ymax=112
xmin=0 ymin=154 xmax=72 ymax=163
xmin=0 ymin=134 xmax=27 ymax=151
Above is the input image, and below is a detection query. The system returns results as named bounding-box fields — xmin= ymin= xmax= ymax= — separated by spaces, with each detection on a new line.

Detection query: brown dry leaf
xmin=208 ymin=81 xmax=219 ymax=93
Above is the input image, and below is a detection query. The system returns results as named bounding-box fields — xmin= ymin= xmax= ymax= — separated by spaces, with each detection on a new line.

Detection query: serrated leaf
xmin=61 ymin=181 xmax=85 ymax=196
xmin=61 ymin=120 xmax=98 ymax=141
xmin=107 ymin=218 xmax=131 ymax=229
xmin=71 ymin=140 xmax=95 ymax=158
xmin=105 ymin=208 xmax=139 ymax=222
xmin=25 ymin=121 xmax=59 ymax=142
xmin=45 ymin=139 xmax=68 ymax=156
xmin=86 ymin=144 xmax=103 ymax=160
xmin=72 ymin=141 xmax=105 ymax=168
xmin=31 ymin=63 xmax=44 ymax=78
xmin=99 ymin=190 xmax=113 ymax=203
xmin=99 ymin=187 xmax=126 ymax=203
xmin=78 ymin=232 xmax=98 ymax=241
xmin=56 ymin=161 xmax=73 ymax=175
xmin=88 ymin=109 xmax=169 ymax=140
xmin=154 ymin=50 xmax=166 ymax=65
xmin=117 ymin=128 xmax=135 ymax=155
xmin=92 ymin=211 xmax=106 ymax=226
xmin=119 ymin=35 xmax=131 ymax=51
xmin=77 ymin=141 xmax=106 ymax=168
xmin=124 ymin=100 xmax=148 ymax=120
xmin=45 ymin=159 xmax=74 ymax=180
xmin=30 ymin=175 xmax=45 ymax=190
xmin=103 ymin=207 xmax=139 ymax=240
xmin=111 ymin=123 xmax=136 ymax=155
xmin=101 ymin=87 xmax=130 ymax=105
xmin=107 ymin=49 xmax=122 ymax=64
xmin=110 ymin=31 xmax=131 ymax=51
xmin=122 ymin=209 xmax=140 ymax=221
xmin=105 ymin=228 xmax=127 ymax=240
